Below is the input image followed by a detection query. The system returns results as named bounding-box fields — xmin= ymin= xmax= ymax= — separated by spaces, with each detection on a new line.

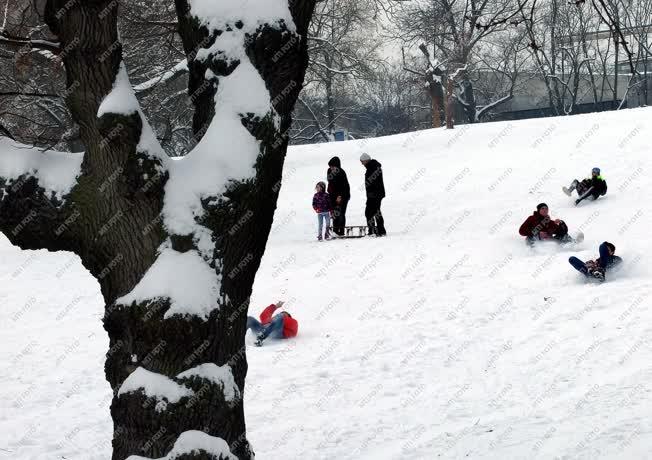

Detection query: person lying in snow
xmin=312 ymin=181 xmax=332 ymax=241
xmin=563 ymin=167 xmax=607 ymax=205
xmin=519 ymin=203 xmax=573 ymax=245
xmin=569 ymin=241 xmax=622 ymax=282
xmin=246 ymin=301 xmax=298 ymax=346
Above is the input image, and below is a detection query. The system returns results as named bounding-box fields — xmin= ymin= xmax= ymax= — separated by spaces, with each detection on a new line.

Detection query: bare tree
xmin=402 ymin=44 xmax=445 ymax=127
xmin=472 ymin=29 xmax=532 ymax=120
xmin=388 ymin=0 xmax=528 ymax=123
xmin=296 ymin=0 xmax=383 ymax=139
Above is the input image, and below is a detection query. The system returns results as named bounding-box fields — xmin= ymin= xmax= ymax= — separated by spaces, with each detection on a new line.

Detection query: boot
xmin=559 ymin=234 xmax=574 ymax=244
xmin=591 ymin=267 xmax=605 ymax=282
xmin=563 ymin=180 xmax=579 ymax=196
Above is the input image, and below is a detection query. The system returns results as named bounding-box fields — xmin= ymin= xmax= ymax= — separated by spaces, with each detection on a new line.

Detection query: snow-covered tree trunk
xmin=0 ymin=0 xmax=315 ymax=458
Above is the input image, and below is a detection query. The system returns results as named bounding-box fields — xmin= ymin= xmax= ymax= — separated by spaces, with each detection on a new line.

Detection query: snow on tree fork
xmin=0 ymin=0 xmax=316 ymax=459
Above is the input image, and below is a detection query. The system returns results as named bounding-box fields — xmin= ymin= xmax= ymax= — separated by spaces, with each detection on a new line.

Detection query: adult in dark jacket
xmin=569 ymin=241 xmax=622 ymax=282
xmin=326 ymin=156 xmax=351 ymax=236
xmin=563 ymin=167 xmax=607 ymax=205
xmin=519 ymin=203 xmax=570 ymax=245
xmin=360 ymin=152 xmax=386 ymax=236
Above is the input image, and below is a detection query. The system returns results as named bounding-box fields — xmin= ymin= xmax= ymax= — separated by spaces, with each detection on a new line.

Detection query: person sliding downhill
xmin=569 ymin=241 xmax=622 ymax=282
xmin=519 ymin=203 xmax=582 ymax=246
xmin=563 ymin=167 xmax=607 ymax=205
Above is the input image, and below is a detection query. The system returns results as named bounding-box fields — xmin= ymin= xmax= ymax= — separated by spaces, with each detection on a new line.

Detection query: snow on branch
xmin=0 ymin=137 xmax=82 ymax=202
xmin=0 ymin=31 xmax=60 ymax=53
xmin=97 ymin=63 xmax=168 ymax=163
xmin=189 ymin=0 xmax=295 ymax=32
xmin=311 ymin=60 xmax=354 ymax=75
xmin=118 ymin=367 xmax=194 ymax=412
xmin=115 ymin=246 xmax=220 ymax=319
xmin=178 ymin=363 xmax=240 ymax=404
xmin=450 ymin=65 xmax=468 ymax=81
xmin=133 ymin=59 xmax=188 ymax=94
xmin=125 ymin=430 xmax=237 ymax=460
xmin=98 ymin=64 xmax=141 ymax=117
xmin=476 ymin=94 xmax=513 ymax=120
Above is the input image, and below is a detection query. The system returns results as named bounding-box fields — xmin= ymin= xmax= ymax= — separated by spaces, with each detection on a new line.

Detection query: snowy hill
xmin=2 ymin=108 xmax=652 ymax=459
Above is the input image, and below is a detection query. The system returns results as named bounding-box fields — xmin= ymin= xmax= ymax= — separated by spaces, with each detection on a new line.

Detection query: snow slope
xmin=2 ymin=108 xmax=652 ymax=459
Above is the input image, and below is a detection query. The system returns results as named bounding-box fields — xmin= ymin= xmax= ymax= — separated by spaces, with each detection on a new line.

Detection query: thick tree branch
xmin=0 ymin=30 xmax=60 ymax=53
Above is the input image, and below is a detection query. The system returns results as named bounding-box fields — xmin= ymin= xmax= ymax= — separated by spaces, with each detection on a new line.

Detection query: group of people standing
xmin=251 ymin=155 xmax=388 ymax=346
xmin=518 ymin=167 xmax=621 ymax=282
xmin=312 ymin=153 xmax=386 ymax=240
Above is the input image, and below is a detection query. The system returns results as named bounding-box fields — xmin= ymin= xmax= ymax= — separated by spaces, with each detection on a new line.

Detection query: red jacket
xmin=519 ymin=212 xmax=560 ymax=238
xmin=260 ymin=304 xmax=298 ymax=338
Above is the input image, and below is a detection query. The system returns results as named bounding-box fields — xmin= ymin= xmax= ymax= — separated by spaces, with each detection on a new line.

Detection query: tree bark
xmin=459 ymin=77 xmax=476 ymax=123
xmin=445 ymin=77 xmax=454 ymax=129
xmin=429 ymin=84 xmax=442 ymax=128
xmin=1 ymin=0 xmax=316 ymax=459
xmin=417 ymin=44 xmax=443 ymax=128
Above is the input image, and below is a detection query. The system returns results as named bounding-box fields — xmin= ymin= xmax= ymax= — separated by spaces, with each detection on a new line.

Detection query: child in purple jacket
xmin=312 ymin=181 xmax=332 ymax=241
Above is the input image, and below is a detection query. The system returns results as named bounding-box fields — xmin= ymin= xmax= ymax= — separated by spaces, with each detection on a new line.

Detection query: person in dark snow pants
xmin=569 ymin=241 xmax=622 ymax=282
xmin=519 ymin=203 xmax=570 ymax=245
xmin=563 ymin=167 xmax=608 ymax=205
xmin=247 ymin=301 xmax=298 ymax=346
xmin=326 ymin=156 xmax=351 ymax=236
xmin=360 ymin=152 xmax=386 ymax=236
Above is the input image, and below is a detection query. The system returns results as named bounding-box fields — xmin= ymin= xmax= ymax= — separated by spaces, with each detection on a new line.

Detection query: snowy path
xmin=2 ymin=108 xmax=652 ymax=459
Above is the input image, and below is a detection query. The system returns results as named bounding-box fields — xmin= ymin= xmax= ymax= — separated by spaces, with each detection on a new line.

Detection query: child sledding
xmin=569 ymin=242 xmax=622 ymax=282
xmin=563 ymin=167 xmax=607 ymax=205
xmin=519 ymin=203 xmax=584 ymax=246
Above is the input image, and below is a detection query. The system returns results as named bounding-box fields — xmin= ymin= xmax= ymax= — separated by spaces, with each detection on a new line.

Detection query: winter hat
xmin=605 ymin=242 xmax=616 ymax=253
xmin=592 ymin=167 xmax=601 ymax=175
xmin=360 ymin=152 xmax=371 ymax=161
xmin=316 ymin=181 xmax=326 ymax=191
xmin=536 ymin=202 xmax=548 ymax=211
xmin=328 ymin=156 xmax=341 ymax=167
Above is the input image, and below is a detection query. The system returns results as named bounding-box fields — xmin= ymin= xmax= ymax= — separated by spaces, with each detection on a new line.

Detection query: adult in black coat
xmin=360 ymin=153 xmax=386 ymax=236
xmin=327 ymin=156 xmax=351 ymax=236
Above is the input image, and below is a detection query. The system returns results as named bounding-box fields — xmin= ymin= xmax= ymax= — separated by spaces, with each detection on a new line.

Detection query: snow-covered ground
xmin=2 ymin=108 xmax=652 ymax=459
